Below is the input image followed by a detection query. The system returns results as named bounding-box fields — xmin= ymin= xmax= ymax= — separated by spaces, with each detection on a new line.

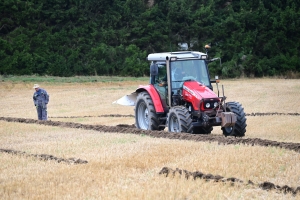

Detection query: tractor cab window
xmin=157 ymin=63 xmax=167 ymax=82
xmin=170 ymin=59 xmax=210 ymax=90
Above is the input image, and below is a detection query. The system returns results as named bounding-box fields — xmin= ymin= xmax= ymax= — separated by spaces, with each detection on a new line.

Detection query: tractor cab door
xmin=153 ymin=63 xmax=169 ymax=109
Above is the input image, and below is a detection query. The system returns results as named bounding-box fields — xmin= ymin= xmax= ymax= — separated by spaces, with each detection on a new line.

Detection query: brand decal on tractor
xmin=183 ymin=85 xmax=198 ymax=98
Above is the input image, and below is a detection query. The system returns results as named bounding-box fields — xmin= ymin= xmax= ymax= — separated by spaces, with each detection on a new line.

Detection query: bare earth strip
xmin=0 ymin=148 xmax=88 ymax=164
xmin=48 ymin=112 xmax=300 ymax=118
xmin=0 ymin=117 xmax=299 ymax=154
xmin=159 ymin=167 xmax=300 ymax=196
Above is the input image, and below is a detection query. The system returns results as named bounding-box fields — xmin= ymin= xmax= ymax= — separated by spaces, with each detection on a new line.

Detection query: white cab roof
xmin=147 ymin=51 xmax=207 ymax=61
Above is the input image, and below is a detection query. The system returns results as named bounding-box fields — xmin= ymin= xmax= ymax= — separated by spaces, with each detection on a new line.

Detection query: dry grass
xmin=0 ymin=78 xmax=299 ymax=199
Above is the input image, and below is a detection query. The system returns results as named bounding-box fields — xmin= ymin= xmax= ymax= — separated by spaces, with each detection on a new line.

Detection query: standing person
xmin=33 ymin=84 xmax=49 ymax=120
xmin=150 ymin=61 xmax=158 ymax=84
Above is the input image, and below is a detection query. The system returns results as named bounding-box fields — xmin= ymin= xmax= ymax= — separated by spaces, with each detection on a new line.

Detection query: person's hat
xmin=33 ymin=84 xmax=40 ymax=89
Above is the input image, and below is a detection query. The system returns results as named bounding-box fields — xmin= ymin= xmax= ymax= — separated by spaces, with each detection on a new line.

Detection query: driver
xmin=173 ymin=67 xmax=186 ymax=81
xmin=158 ymin=67 xmax=187 ymax=87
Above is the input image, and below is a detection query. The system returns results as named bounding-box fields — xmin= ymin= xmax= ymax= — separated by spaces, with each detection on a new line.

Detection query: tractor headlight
xmin=205 ymin=103 xmax=210 ymax=108
xmin=201 ymin=98 xmax=221 ymax=111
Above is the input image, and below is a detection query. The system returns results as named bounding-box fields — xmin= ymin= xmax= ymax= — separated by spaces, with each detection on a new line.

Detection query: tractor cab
xmin=149 ymin=51 xmax=213 ymax=109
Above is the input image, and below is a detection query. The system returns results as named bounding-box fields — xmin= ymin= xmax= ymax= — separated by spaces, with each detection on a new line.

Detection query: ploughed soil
xmin=0 ymin=148 xmax=88 ymax=164
xmin=48 ymin=112 xmax=299 ymax=119
xmin=1 ymin=114 xmax=299 ymax=195
xmin=1 ymin=116 xmax=299 ymax=154
xmin=159 ymin=167 xmax=300 ymax=196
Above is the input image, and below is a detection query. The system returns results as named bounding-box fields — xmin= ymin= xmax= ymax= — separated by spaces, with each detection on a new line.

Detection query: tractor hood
xmin=182 ymin=81 xmax=219 ymax=111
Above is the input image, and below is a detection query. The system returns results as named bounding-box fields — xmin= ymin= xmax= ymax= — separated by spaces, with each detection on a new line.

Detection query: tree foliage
xmin=0 ymin=0 xmax=299 ymax=77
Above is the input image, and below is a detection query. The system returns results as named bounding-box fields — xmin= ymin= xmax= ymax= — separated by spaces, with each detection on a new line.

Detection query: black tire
xmin=167 ymin=106 xmax=193 ymax=133
xmin=222 ymin=101 xmax=247 ymax=137
xmin=135 ymin=92 xmax=164 ymax=130
xmin=193 ymin=126 xmax=213 ymax=134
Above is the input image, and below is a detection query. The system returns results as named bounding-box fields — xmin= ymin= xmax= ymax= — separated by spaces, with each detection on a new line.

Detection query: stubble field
xmin=0 ymin=77 xmax=299 ymax=199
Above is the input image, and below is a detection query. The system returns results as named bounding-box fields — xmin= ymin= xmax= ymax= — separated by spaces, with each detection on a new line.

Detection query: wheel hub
xmin=170 ymin=115 xmax=180 ymax=132
xmin=137 ymin=102 xmax=149 ymax=130
xmin=144 ymin=108 xmax=149 ymax=125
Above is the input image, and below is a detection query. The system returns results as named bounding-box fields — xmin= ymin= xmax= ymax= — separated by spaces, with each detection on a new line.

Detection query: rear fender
xmin=136 ymin=85 xmax=165 ymax=113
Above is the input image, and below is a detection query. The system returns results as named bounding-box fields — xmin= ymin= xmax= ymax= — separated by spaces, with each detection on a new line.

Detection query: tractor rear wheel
xmin=135 ymin=92 xmax=164 ymax=130
xmin=167 ymin=106 xmax=193 ymax=133
xmin=222 ymin=101 xmax=247 ymax=137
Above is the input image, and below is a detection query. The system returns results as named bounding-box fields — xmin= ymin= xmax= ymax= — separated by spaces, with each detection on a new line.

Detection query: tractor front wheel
xmin=167 ymin=106 xmax=193 ymax=133
xmin=135 ymin=92 xmax=163 ymax=130
xmin=222 ymin=101 xmax=247 ymax=137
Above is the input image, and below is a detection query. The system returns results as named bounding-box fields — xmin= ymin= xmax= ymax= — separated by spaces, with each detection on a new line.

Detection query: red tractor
xmin=114 ymin=49 xmax=247 ymax=137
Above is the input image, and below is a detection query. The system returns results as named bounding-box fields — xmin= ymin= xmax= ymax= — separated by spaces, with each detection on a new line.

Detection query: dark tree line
xmin=0 ymin=0 xmax=299 ymax=77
